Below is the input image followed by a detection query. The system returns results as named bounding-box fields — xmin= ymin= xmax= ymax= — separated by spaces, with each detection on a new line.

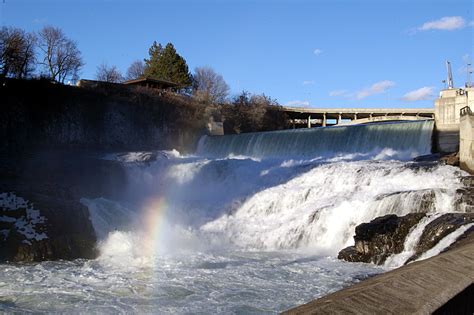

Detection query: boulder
xmin=338 ymin=213 xmax=426 ymax=264
xmin=0 ymin=191 xmax=97 ymax=262
xmin=407 ymin=213 xmax=474 ymax=262
xmin=440 ymin=152 xmax=460 ymax=167
xmin=0 ymin=151 xmax=129 ymax=262
xmin=339 ymin=212 xmax=474 ymax=266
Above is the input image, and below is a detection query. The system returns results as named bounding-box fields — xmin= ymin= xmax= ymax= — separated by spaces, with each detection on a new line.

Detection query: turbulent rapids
xmin=0 ymin=120 xmax=470 ymax=313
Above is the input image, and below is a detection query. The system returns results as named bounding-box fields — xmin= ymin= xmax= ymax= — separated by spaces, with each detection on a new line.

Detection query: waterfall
xmin=197 ymin=120 xmax=434 ymax=159
xmin=85 ymin=119 xmax=466 ymax=264
xmin=87 ymin=150 xmax=464 ymax=260
xmin=2 ymin=121 xmax=468 ymax=313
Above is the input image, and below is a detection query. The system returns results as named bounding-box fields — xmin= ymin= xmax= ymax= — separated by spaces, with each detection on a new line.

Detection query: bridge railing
xmin=460 ymin=106 xmax=473 ymax=117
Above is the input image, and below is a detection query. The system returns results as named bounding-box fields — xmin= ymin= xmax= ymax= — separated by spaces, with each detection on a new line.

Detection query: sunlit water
xmin=0 ymin=121 xmax=468 ymax=313
xmin=0 ymin=251 xmax=382 ymax=313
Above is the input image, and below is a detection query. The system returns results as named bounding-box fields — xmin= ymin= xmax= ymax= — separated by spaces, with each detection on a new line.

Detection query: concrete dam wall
xmin=197 ymin=120 xmax=434 ymax=159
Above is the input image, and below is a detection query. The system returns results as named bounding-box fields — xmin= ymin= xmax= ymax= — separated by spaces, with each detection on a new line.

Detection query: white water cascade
xmin=0 ymin=121 xmax=470 ymax=313
xmin=197 ymin=120 xmax=434 ymax=158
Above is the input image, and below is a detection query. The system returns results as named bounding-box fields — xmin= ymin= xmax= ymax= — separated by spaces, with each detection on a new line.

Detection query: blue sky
xmin=1 ymin=0 xmax=473 ymax=108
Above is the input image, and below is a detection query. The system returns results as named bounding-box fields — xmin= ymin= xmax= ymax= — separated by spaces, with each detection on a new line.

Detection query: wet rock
xmin=0 ymin=150 xmax=133 ymax=262
xmin=440 ymin=152 xmax=459 ymax=167
xmin=375 ymin=189 xmax=437 ymax=213
xmin=408 ymin=213 xmax=474 ymax=262
xmin=338 ymin=213 xmax=426 ymax=265
xmin=337 ymin=246 xmax=371 ymax=263
xmin=412 ymin=153 xmax=442 ymax=162
xmin=0 ymin=191 xmax=97 ymax=262
xmin=457 ymin=177 xmax=474 ymax=213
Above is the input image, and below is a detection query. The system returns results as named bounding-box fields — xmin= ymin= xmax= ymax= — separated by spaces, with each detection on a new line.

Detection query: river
xmin=0 ymin=121 xmax=467 ymax=313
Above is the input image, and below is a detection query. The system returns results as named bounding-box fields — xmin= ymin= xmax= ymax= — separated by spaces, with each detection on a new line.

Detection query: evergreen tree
xmin=144 ymin=41 xmax=162 ymax=74
xmin=143 ymin=42 xmax=192 ymax=88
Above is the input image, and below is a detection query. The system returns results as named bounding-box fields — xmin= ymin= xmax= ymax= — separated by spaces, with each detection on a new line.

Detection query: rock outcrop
xmin=440 ymin=152 xmax=460 ymax=167
xmin=0 ymin=191 xmax=97 ymax=262
xmin=0 ymin=151 xmax=129 ymax=262
xmin=338 ymin=213 xmax=426 ymax=264
xmin=407 ymin=212 xmax=474 ymax=262
xmin=339 ymin=212 xmax=474 ymax=265
xmin=456 ymin=176 xmax=474 ymax=213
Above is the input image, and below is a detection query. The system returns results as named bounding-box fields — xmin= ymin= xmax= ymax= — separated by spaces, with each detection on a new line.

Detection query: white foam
xmin=200 ymin=160 xmax=462 ymax=254
xmin=384 ymin=213 xmax=443 ymax=268
xmin=416 ymin=223 xmax=474 ymax=262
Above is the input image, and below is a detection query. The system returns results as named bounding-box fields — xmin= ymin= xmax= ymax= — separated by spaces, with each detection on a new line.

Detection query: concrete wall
xmin=460 ymin=108 xmax=474 ymax=173
xmin=435 ymin=87 xmax=473 ymax=126
xmin=207 ymin=119 xmax=224 ymax=136
xmin=434 ymin=87 xmax=474 ymax=153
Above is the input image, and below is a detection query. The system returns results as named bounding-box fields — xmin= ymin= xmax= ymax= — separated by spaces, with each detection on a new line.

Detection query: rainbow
xmin=141 ymin=196 xmax=169 ymax=257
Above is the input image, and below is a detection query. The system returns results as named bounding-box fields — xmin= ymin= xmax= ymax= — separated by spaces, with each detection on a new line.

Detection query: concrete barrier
xmin=283 ymin=235 xmax=474 ymax=314
xmin=460 ymin=107 xmax=474 ymax=174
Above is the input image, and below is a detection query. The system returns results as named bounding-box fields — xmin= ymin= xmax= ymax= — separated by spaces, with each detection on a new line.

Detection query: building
xmin=434 ymin=86 xmax=474 ymax=152
xmin=123 ymin=77 xmax=179 ymax=90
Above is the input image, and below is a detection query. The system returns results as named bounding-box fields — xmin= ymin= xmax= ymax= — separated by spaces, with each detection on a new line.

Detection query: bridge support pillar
xmin=353 ymin=113 xmax=358 ymax=120
xmin=322 ymin=113 xmax=327 ymax=127
xmin=307 ymin=115 xmax=311 ymax=128
xmin=337 ymin=113 xmax=341 ymax=125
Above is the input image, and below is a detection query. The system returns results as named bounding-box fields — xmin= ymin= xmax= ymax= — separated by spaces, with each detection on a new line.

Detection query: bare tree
xmin=38 ymin=26 xmax=83 ymax=83
xmin=96 ymin=63 xmax=123 ymax=83
xmin=193 ymin=66 xmax=229 ymax=104
xmin=0 ymin=27 xmax=36 ymax=79
xmin=125 ymin=60 xmax=145 ymax=80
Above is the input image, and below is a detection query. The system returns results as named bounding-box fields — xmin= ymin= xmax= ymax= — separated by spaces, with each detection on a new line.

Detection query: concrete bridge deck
xmin=283 ymin=234 xmax=474 ymax=314
xmin=281 ymin=107 xmax=435 ymax=127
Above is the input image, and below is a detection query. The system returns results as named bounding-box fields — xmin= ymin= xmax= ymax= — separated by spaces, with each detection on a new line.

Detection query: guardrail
xmin=460 ymin=106 xmax=473 ymax=116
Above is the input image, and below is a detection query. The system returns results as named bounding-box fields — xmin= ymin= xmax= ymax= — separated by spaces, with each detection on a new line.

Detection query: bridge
xmin=281 ymin=107 xmax=435 ymax=128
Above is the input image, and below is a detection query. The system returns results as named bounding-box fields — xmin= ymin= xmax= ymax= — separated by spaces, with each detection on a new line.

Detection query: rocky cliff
xmin=1 ymin=78 xmax=208 ymax=154
xmin=0 ymin=151 xmax=129 ymax=262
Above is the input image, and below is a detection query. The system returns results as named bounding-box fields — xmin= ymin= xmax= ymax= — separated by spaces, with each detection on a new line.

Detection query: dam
xmin=2 ymin=115 xmax=473 ymax=313
xmin=198 ymin=120 xmax=433 ymax=159
xmin=1 ymin=79 xmax=473 ymax=313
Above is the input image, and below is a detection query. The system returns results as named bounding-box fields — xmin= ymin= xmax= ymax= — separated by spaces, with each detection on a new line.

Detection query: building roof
xmin=123 ymin=77 xmax=179 ymax=88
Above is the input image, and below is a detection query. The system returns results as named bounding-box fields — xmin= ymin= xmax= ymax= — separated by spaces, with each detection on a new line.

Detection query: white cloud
xmin=329 ymin=89 xmax=349 ymax=97
xmin=303 ymin=80 xmax=315 ymax=85
xmin=286 ymin=100 xmax=310 ymax=107
xmin=401 ymin=87 xmax=435 ymax=101
xmin=418 ymin=16 xmax=466 ymax=31
xmin=355 ymin=80 xmax=396 ymax=100
xmin=313 ymin=49 xmax=322 ymax=56
xmin=32 ymin=18 xmax=48 ymax=24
